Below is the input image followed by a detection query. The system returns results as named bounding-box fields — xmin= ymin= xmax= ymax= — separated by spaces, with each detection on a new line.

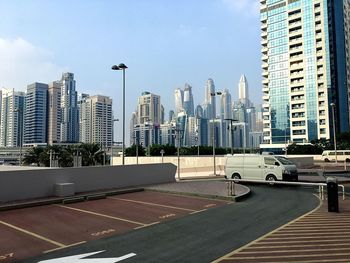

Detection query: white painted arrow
xmin=38 ymin=251 xmax=136 ymax=263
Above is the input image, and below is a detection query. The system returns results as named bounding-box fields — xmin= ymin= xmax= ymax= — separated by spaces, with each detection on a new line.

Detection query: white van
xmin=321 ymin=150 xmax=350 ymax=162
xmin=225 ymin=155 xmax=298 ymax=182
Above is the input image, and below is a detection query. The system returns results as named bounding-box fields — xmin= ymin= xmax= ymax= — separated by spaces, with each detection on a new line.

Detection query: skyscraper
xmin=79 ymin=95 xmax=113 ymax=147
xmin=261 ymin=0 xmax=350 ymax=146
xmin=204 ymin=78 xmax=216 ymax=119
xmin=183 ymin=83 xmax=194 ymax=117
xmin=174 ymin=88 xmax=184 ymax=115
xmin=0 ymin=89 xmax=25 ymax=147
xmin=137 ymin=91 xmax=161 ymax=125
xmin=60 ymin=72 xmax=79 ymax=143
xmin=238 ymin=74 xmax=251 ymax=107
xmin=220 ymin=89 xmax=232 ymax=120
xmin=47 ymin=81 xmax=61 ymax=145
xmin=24 ymin=83 xmax=48 ymax=145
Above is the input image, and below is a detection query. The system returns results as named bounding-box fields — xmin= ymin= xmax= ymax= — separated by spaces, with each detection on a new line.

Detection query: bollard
xmin=327 ymin=177 xmax=339 ymax=212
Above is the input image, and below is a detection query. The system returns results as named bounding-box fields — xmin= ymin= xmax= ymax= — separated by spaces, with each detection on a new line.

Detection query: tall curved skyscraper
xmin=183 ymin=83 xmax=194 ymax=117
xmin=238 ymin=74 xmax=250 ymax=106
xmin=204 ymin=78 xmax=216 ymax=119
xmin=174 ymin=88 xmax=184 ymax=115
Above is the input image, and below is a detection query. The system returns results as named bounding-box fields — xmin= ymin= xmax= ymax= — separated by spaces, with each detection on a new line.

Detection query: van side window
xmin=338 ymin=152 xmax=344 ymax=155
xmin=329 ymin=152 xmax=335 ymax=155
xmin=264 ymin=157 xmax=276 ymax=165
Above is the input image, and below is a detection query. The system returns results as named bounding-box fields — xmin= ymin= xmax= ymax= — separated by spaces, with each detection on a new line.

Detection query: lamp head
xmin=111 ymin=65 xmax=120 ymax=70
xmin=118 ymin=63 xmax=128 ymax=69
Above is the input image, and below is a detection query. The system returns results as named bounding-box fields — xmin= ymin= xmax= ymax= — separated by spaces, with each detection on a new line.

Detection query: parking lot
xmin=0 ymin=191 xmax=231 ymax=262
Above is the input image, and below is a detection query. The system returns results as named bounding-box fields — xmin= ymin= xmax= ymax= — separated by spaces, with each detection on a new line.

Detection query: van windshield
xmin=275 ymin=156 xmax=295 ymax=165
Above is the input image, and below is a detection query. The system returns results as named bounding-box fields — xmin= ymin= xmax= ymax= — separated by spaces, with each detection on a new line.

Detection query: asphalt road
xmin=26 ymin=186 xmax=319 ymax=263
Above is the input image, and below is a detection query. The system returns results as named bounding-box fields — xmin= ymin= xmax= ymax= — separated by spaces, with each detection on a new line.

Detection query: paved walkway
xmin=214 ymin=198 xmax=350 ymax=262
xmin=146 ymin=180 xmax=250 ymax=201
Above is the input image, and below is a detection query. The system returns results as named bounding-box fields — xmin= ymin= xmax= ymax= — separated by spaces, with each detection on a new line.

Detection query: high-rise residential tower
xmin=183 ymin=83 xmax=194 ymax=117
xmin=137 ymin=91 xmax=161 ymax=125
xmin=238 ymin=74 xmax=251 ymax=107
xmin=60 ymin=72 xmax=79 ymax=143
xmin=220 ymin=89 xmax=232 ymax=120
xmin=24 ymin=83 xmax=48 ymax=145
xmin=204 ymin=78 xmax=216 ymax=119
xmin=47 ymin=81 xmax=61 ymax=145
xmin=261 ymin=0 xmax=350 ymax=146
xmin=174 ymin=88 xmax=184 ymax=115
xmin=79 ymin=95 xmax=113 ymax=147
xmin=0 ymin=89 xmax=25 ymax=147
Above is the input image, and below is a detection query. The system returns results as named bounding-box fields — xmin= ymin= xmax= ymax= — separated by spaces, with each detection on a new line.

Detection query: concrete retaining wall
xmin=0 ymin=163 xmax=176 ymax=203
xmin=112 ymin=155 xmax=314 ymax=169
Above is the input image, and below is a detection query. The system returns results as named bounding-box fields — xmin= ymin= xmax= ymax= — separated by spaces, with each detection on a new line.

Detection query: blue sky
xmin=0 ymin=0 xmax=261 ymax=142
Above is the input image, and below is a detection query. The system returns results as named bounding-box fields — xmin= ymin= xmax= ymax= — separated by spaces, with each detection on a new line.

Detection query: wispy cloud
xmin=222 ymin=0 xmax=260 ymax=17
xmin=0 ymin=37 xmax=67 ymax=90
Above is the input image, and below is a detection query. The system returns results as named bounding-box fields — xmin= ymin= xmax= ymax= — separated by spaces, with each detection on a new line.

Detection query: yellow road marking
xmin=0 ymin=220 xmax=65 ymax=248
xmin=276 ymin=228 xmax=350 ymax=232
xmin=109 ymin=197 xmax=197 ymax=212
xmin=226 ymin=252 xmax=350 ymax=260
xmin=257 ymin=238 xmax=350 ymax=244
xmin=43 ymin=241 xmax=86 ymax=253
xmin=265 ymin=235 xmax=346 ymax=240
xmin=238 ymin=247 xmax=350 ymax=254
xmin=286 ymin=223 xmax=350 ymax=229
xmin=248 ymin=243 xmax=350 ymax=249
xmin=271 ymin=231 xmax=350 ymax=236
xmin=55 ymin=204 xmax=146 ymax=226
xmin=221 ymin=259 xmax=350 ymax=263
xmin=211 ymin=194 xmax=322 ymax=263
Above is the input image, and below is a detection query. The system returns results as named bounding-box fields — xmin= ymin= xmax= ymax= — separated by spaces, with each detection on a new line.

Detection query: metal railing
xmin=226 ymin=179 xmax=345 ymax=200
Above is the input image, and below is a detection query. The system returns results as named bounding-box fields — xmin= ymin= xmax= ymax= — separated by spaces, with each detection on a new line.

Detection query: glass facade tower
xmin=261 ymin=0 xmax=350 ymax=145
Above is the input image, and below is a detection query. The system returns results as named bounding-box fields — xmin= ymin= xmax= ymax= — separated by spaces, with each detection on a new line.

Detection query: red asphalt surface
xmin=0 ymin=191 xmax=230 ymax=263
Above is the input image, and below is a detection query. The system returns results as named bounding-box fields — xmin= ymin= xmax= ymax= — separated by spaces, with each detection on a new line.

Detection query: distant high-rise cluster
xmin=130 ymin=76 xmax=263 ymax=149
xmin=0 ymin=72 xmax=113 ymax=148
xmin=261 ymin=0 xmax=350 ymax=148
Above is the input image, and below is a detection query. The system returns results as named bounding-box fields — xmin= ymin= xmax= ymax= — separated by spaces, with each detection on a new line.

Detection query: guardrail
xmin=226 ymin=179 xmax=345 ymax=200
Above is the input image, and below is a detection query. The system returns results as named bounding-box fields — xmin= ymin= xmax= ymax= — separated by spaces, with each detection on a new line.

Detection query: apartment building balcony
xmin=261 ymin=38 xmax=267 ymax=45
xmin=289 ymin=55 xmax=303 ymax=63
xmin=289 ymin=29 xmax=303 ymax=37
xmin=262 ymin=86 xmax=269 ymax=92
xmin=288 ymin=20 xmax=302 ymax=28
xmin=262 ymin=54 xmax=268 ymax=62
xmin=262 ymin=102 xmax=269 ymax=108
xmin=262 ymin=78 xmax=269 ymax=85
xmin=261 ymin=46 xmax=268 ymax=53
xmin=261 ymin=31 xmax=267 ymax=38
xmin=262 ymin=94 xmax=269 ymax=100
xmin=262 ymin=70 xmax=268 ymax=77
xmin=262 ymin=62 xmax=268 ymax=69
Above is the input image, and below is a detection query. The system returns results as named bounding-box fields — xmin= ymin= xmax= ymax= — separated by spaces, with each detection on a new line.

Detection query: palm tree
xmin=79 ymin=143 xmax=104 ymax=166
xmin=23 ymin=147 xmax=45 ymax=166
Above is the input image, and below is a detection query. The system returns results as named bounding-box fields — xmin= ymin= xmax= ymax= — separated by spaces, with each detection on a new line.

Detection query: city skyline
xmin=0 ymin=0 xmax=261 ymax=143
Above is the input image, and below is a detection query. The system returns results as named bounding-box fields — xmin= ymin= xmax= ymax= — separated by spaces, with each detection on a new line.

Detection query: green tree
xmin=125 ymin=144 xmax=146 ymax=156
xmin=23 ymin=147 xmax=45 ymax=166
xmin=79 ymin=143 xmax=104 ymax=166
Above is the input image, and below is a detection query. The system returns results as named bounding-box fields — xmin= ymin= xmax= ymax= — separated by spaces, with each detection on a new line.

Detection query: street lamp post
xmin=111 ymin=63 xmax=128 ymax=165
xmin=330 ymin=102 xmax=337 ymax=163
xmin=225 ymin=118 xmax=238 ymax=155
xmin=175 ymin=128 xmax=183 ymax=180
xmin=210 ymin=91 xmax=222 ymax=176
xmin=111 ymin=118 xmax=119 ymax=165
